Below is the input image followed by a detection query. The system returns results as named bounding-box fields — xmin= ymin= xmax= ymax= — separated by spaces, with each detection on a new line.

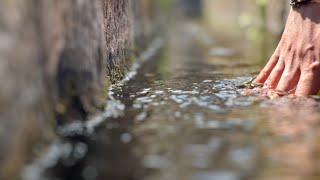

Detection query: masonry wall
xmin=0 ymin=0 xmax=164 ymax=179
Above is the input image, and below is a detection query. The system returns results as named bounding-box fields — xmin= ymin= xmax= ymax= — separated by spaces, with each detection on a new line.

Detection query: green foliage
xmin=155 ymin=0 xmax=171 ymax=10
xmin=256 ymin=0 xmax=267 ymax=7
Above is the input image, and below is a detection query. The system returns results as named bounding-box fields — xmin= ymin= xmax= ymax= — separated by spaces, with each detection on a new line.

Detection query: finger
xmin=255 ymin=53 xmax=280 ymax=83
xmin=276 ymin=66 xmax=300 ymax=92
xmin=295 ymin=62 xmax=320 ymax=96
xmin=263 ymin=60 xmax=285 ymax=89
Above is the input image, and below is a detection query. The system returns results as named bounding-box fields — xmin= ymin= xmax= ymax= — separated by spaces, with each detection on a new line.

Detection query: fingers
xmin=295 ymin=62 xmax=320 ymax=96
xmin=255 ymin=53 xmax=280 ymax=83
xmin=276 ymin=65 xmax=300 ymax=92
xmin=263 ymin=60 xmax=285 ymax=89
xmin=295 ymin=49 xmax=320 ymax=96
xmin=256 ymin=45 xmax=320 ymax=96
xmin=295 ymin=72 xmax=320 ymax=96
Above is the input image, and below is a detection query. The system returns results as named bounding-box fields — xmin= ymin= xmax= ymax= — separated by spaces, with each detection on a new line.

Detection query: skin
xmin=254 ymin=1 xmax=320 ymax=96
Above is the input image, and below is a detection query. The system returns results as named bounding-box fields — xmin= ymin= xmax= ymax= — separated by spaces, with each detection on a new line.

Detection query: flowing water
xmin=28 ymin=19 xmax=320 ymax=180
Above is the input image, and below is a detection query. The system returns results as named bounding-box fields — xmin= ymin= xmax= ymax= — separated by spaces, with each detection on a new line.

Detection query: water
xmin=30 ymin=20 xmax=320 ymax=180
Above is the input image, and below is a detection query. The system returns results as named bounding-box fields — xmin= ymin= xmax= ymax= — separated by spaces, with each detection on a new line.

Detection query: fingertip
xmin=263 ymin=61 xmax=285 ymax=89
xmin=255 ymin=54 xmax=280 ymax=83
xmin=254 ymin=70 xmax=269 ymax=83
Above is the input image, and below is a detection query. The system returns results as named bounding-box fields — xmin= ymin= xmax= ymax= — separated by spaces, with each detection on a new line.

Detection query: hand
xmin=254 ymin=2 xmax=320 ymax=96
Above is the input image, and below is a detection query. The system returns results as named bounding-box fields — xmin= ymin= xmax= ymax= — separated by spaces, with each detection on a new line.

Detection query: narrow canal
xmin=34 ymin=14 xmax=320 ymax=180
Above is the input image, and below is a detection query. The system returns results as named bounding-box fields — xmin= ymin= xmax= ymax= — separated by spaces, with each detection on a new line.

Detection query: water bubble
xmin=73 ymin=142 xmax=88 ymax=159
xmin=137 ymin=88 xmax=151 ymax=95
xmin=150 ymin=95 xmax=157 ymax=98
xmin=135 ymin=112 xmax=147 ymax=122
xmin=170 ymin=95 xmax=184 ymax=104
xmin=229 ymin=147 xmax=255 ymax=169
xmin=121 ymin=133 xmax=132 ymax=143
xmin=209 ymin=47 xmax=235 ymax=56
xmin=143 ymin=155 xmax=170 ymax=169
xmin=193 ymin=171 xmax=238 ymax=180
xmin=175 ymin=111 xmax=182 ymax=118
xmin=155 ymin=90 xmax=165 ymax=94
xmin=160 ymin=101 xmax=167 ymax=105
xmin=136 ymin=96 xmax=153 ymax=103
xmin=203 ymin=80 xmax=213 ymax=83
xmin=57 ymin=121 xmax=85 ymax=137
xmin=133 ymin=103 xmax=143 ymax=109
xmin=152 ymin=102 xmax=160 ymax=106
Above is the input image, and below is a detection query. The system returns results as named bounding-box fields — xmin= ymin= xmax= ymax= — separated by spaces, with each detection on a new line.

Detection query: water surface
xmin=41 ymin=20 xmax=320 ymax=180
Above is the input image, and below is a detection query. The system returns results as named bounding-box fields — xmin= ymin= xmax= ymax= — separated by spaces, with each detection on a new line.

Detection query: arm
xmin=254 ymin=1 xmax=320 ymax=96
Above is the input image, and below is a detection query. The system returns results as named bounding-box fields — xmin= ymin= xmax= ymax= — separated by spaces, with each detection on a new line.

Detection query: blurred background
xmin=2 ymin=1 xmax=308 ymax=180
xmin=181 ymin=0 xmax=289 ymax=62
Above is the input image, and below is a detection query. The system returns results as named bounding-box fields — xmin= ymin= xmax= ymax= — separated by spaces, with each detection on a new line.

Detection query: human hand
xmin=254 ymin=2 xmax=320 ymax=96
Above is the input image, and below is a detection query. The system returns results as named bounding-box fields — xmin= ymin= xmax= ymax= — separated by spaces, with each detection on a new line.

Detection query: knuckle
xmin=310 ymin=62 xmax=320 ymax=72
xmin=286 ymin=44 xmax=292 ymax=53
xmin=271 ymin=54 xmax=280 ymax=61
xmin=301 ymin=63 xmax=320 ymax=77
xmin=260 ymin=69 xmax=269 ymax=76
xmin=305 ymin=44 xmax=315 ymax=52
xmin=274 ymin=67 xmax=283 ymax=73
xmin=282 ymin=72 xmax=291 ymax=79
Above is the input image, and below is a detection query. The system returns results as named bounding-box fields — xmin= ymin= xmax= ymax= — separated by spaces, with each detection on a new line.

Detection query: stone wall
xmin=0 ymin=0 xmax=164 ymax=179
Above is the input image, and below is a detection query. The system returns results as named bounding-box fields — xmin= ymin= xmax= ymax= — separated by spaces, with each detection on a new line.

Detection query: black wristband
xmin=290 ymin=0 xmax=312 ymax=7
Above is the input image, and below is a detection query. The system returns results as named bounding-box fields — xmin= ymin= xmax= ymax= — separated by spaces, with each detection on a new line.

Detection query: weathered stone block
xmin=57 ymin=0 xmax=107 ymax=123
xmin=0 ymin=0 xmax=57 ymax=179
xmin=102 ymin=0 xmax=134 ymax=83
xmin=0 ymin=0 xmax=164 ymax=179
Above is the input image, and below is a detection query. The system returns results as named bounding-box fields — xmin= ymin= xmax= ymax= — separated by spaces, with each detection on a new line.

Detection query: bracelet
xmin=290 ymin=0 xmax=312 ymax=7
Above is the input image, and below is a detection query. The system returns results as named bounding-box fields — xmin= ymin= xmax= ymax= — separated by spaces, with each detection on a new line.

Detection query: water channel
xmin=27 ymin=13 xmax=320 ymax=180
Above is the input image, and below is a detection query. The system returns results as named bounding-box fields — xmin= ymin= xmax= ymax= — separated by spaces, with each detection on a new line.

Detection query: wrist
xmin=284 ymin=1 xmax=320 ymax=35
xmin=294 ymin=0 xmax=320 ymax=2
xmin=291 ymin=0 xmax=320 ymax=6
xmin=289 ymin=0 xmax=320 ymax=15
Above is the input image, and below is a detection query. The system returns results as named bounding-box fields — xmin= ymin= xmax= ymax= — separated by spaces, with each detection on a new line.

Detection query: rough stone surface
xmin=102 ymin=0 xmax=161 ymax=83
xmin=57 ymin=0 xmax=107 ymax=123
xmin=102 ymin=0 xmax=134 ymax=83
xmin=0 ymin=0 xmax=57 ymax=179
xmin=0 ymin=0 xmax=161 ymax=179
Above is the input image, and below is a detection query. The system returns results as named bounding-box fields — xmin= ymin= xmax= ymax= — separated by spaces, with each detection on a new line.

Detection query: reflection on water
xmin=36 ymin=17 xmax=320 ymax=180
